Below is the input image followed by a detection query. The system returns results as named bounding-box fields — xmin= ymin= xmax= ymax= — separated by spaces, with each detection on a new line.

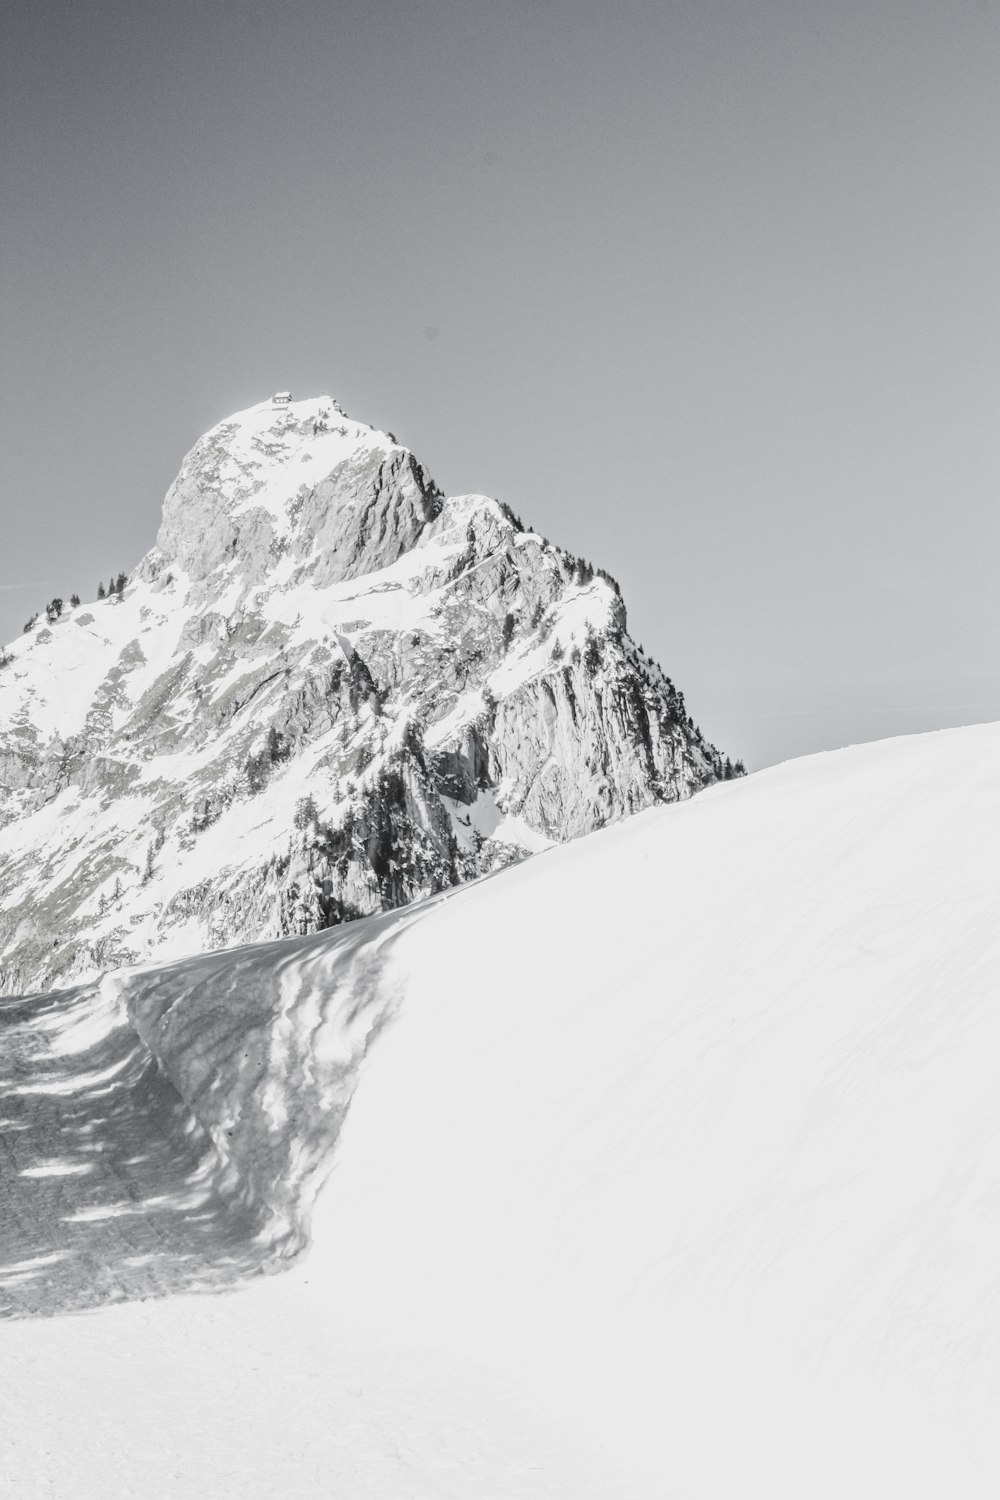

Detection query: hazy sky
xmin=2 ymin=0 xmax=997 ymax=769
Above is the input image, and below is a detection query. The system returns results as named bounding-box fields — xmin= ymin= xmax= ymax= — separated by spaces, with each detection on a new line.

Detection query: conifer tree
xmin=294 ymin=795 xmax=319 ymax=831
xmin=97 ymin=582 xmax=106 ymax=599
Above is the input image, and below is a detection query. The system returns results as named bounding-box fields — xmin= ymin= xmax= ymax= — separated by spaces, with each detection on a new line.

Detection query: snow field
xmin=3 ymin=722 xmax=1000 ymax=1494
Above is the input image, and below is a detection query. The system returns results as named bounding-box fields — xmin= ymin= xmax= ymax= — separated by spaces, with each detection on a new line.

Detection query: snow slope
xmin=2 ymin=722 xmax=1000 ymax=1496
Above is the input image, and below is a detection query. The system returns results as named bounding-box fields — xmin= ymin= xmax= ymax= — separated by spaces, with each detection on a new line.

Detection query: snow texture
xmin=1 ymin=722 xmax=999 ymax=1496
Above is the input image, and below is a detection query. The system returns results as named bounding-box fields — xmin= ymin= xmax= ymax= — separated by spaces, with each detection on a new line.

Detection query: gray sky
xmin=2 ymin=0 xmax=997 ymax=769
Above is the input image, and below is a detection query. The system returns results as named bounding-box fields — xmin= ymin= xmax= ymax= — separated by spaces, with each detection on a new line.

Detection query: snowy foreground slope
xmin=3 ymin=723 xmax=1000 ymax=1496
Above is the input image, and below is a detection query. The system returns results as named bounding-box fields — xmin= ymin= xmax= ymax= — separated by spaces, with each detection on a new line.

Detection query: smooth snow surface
xmin=3 ymin=723 xmax=1000 ymax=1496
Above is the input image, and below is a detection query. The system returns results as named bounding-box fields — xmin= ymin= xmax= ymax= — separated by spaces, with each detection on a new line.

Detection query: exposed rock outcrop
xmin=0 ymin=394 xmax=738 ymax=993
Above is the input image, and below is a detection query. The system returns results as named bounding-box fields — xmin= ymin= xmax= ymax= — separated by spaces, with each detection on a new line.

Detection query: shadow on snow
xmin=0 ymin=897 xmax=433 ymax=1322
xmin=0 ymin=983 xmax=269 ymax=1320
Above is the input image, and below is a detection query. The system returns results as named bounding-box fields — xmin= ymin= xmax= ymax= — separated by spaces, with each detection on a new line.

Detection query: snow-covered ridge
xmin=2 ymin=722 xmax=998 ymax=1495
xmin=0 ymin=393 xmax=735 ymax=993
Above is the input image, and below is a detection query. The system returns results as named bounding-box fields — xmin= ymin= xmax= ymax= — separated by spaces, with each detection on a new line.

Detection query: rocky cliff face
xmin=0 ymin=394 xmax=736 ymax=994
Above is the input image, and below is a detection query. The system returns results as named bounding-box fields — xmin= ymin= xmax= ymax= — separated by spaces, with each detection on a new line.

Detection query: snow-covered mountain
xmin=3 ymin=723 xmax=998 ymax=1497
xmin=0 ymin=393 xmax=734 ymax=994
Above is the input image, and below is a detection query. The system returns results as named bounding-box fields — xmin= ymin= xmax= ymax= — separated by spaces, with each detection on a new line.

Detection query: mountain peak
xmin=155 ymin=392 xmax=440 ymax=587
xmin=0 ymin=392 xmax=738 ymax=994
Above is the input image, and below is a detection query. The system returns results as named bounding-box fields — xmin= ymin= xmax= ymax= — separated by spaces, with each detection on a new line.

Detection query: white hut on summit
xmin=273 ymin=391 xmax=292 ymax=407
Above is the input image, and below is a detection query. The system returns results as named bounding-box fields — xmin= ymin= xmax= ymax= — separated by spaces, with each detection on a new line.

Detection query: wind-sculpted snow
xmin=116 ymin=903 xmax=417 ymax=1256
xmin=0 ymin=394 xmax=732 ymax=994
xmin=0 ymin=904 xmax=418 ymax=1317
xmin=1 ymin=724 xmax=1000 ymax=1495
xmin=0 ymin=979 xmax=267 ymax=1318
